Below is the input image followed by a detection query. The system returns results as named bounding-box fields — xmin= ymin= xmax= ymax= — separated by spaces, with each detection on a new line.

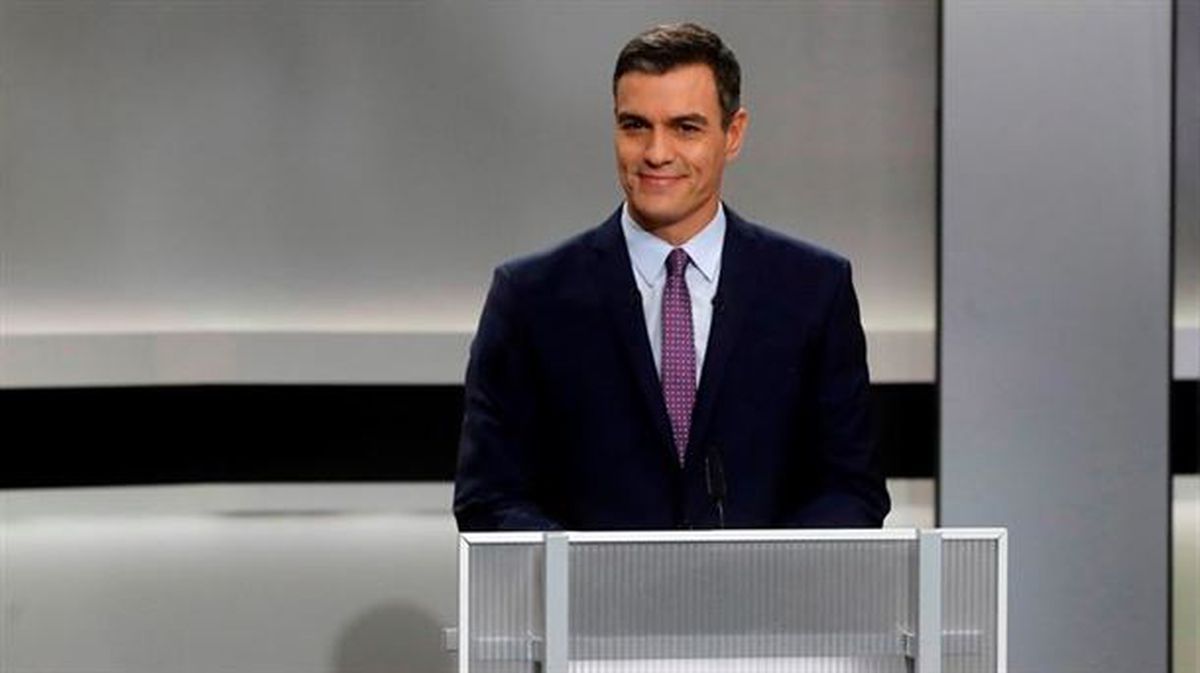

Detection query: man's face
xmin=614 ymin=63 xmax=747 ymax=238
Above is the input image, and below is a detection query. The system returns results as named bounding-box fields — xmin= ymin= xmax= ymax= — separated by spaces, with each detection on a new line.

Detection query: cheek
xmin=696 ymin=148 xmax=725 ymax=180
xmin=616 ymin=137 xmax=640 ymax=160
xmin=683 ymin=144 xmax=717 ymax=172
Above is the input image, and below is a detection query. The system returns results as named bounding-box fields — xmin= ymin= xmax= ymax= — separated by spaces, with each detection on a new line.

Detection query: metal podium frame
xmin=451 ymin=528 xmax=1007 ymax=673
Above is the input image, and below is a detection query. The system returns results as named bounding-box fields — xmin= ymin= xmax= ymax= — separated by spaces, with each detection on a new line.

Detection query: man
xmin=454 ymin=23 xmax=889 ymax=530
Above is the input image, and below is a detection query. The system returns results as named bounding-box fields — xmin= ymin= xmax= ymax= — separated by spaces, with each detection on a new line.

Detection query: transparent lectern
xmin=448 ymin=529 xmax=1006 ymax=673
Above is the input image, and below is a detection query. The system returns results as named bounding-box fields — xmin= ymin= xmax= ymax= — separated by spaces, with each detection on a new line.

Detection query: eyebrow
xmin=616 ymin=112 xmax=711 ymax=127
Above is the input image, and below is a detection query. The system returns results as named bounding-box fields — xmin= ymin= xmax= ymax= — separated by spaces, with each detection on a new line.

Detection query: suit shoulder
xmin=493 ymin=223 xmax=602 ymax=291
xmin=738 ymin=217 xmax=851 ymax=276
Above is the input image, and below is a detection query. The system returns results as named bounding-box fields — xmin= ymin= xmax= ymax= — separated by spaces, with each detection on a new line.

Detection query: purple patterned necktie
xmin=662 ymin=248 xmax=696 ymax=466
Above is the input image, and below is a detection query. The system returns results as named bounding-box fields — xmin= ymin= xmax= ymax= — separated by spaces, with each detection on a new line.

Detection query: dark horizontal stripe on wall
xmin=1174 ymin=380 xmax=1198 ymax=475
xmin=0 ymin=383 xmax=926 ymax=488
xmin=1 ymin=385 xmax=465 ymax=489
xmin=871 ymin=383 xmax=937 ymax=478
xmin=1 ymin=382 xmax=1194 ymax=489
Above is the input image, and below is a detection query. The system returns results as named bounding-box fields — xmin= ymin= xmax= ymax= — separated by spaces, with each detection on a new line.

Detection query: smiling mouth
xmin=639 ymin=174 xmax=684 ymax=187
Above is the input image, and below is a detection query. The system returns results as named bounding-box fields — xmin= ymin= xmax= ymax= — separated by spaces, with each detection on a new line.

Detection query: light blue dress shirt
xmin=620 ymin=202 xmax=726 ymax=383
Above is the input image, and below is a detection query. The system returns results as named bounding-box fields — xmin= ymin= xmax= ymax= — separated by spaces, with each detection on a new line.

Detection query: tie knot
xmin=666 ymin=248 xmax=690 ymax=278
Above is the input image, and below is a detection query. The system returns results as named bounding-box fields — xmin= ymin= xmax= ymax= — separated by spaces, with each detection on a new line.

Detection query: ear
xmin=724 ymin=107 xmax=749 ymax=161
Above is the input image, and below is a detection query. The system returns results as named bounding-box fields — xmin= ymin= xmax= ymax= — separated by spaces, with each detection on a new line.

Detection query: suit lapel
xmin=687 ymin=209 xmax=762 ymax=462
xmin=588 ymin=211 xmax=677 ymax=460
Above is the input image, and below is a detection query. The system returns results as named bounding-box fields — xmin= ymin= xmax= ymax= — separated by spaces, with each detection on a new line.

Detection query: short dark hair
xmin=613 ymin=23 xmax=742 ymax=128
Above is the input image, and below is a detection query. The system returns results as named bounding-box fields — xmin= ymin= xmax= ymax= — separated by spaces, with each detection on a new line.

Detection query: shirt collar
xmin=621 ymin=202 xmax=725 ymax=286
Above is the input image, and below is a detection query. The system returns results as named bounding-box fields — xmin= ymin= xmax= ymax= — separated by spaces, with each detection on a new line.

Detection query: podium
xmin=448 ymin=529 xmax=1006 ymax=673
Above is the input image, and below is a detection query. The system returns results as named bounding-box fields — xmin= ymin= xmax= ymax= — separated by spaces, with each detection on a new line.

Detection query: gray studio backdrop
xmin=1 ymin=3 xmax=1196 ymax=673
xmin=0 ymin=6 xmax=940 ymax=673
xmin=0 ymin=0 xmax=938 ymax=386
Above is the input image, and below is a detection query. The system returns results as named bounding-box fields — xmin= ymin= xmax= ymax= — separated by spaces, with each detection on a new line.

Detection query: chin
xmin=630 ymin=198 xmax=684 ymax=221
xmin=630 ymin=207 xmax=683 ymax=230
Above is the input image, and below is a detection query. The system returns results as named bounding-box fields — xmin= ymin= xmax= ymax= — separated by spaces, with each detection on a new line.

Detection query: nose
xmin=644 ymin=127 xmax=673 ymax=167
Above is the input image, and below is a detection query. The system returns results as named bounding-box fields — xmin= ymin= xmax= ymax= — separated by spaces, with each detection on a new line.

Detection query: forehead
xmin=614 ymin=63 xmax=721 ymax=117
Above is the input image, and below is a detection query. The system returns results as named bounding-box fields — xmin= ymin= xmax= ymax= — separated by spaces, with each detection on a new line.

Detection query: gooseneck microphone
xmin=705 ymin=445 xmax=727 ymax=528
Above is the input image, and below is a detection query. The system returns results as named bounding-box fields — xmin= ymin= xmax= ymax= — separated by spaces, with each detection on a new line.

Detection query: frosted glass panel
xmin=569 ymin=540 xmax=913 ymax=671
xmin=459 ymin=531 xmax=1005 ymax=673
xmin=467 ymin=542 xmax=544 ymax=673
xmin=942 ymin=538 xmax=999 ymax=673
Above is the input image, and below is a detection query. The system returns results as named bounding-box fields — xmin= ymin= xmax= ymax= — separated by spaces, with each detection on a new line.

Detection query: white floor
xmin=0 ymin=478 xmax=1195 ymax=673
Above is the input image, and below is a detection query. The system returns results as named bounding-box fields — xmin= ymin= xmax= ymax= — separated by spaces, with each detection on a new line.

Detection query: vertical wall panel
xmin=941 ymin=2 xmax=1171 ymax=673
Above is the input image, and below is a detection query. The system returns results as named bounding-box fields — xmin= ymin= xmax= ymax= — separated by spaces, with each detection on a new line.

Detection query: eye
xmin=619 ymin=119 xmax=648 ymax=130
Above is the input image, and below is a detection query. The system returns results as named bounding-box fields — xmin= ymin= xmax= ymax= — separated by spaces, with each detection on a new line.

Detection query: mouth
xmin=638 ymin=173 xmax=684 ymax=189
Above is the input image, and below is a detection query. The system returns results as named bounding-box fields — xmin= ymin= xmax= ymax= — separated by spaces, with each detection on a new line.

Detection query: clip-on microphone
xmin=705 ymin=445 xmax=727 ymax=529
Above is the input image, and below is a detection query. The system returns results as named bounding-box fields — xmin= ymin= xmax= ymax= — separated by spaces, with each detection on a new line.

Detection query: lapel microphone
xmin=705 ymin=444 xmax=727 ymax=529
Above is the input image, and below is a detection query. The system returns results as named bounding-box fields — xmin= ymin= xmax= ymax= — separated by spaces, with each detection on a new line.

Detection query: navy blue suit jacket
xmin=454 ymin=207 xmax=889 ymax=530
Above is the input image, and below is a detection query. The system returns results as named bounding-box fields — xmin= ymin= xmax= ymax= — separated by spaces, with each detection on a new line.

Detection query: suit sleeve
xmin=453 ymin=267 xmax=562 ymax=531
xmin=785 ymin=260 xmax=891 ymax=528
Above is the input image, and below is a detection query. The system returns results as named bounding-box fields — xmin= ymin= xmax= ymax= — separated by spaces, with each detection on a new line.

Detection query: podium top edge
xmin=460 ymin=528 xmax=1007 ymax=545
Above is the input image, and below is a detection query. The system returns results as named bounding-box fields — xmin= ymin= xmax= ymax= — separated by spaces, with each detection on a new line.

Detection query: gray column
xmin=941 ymin=2 xmax=1172 ymax=673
